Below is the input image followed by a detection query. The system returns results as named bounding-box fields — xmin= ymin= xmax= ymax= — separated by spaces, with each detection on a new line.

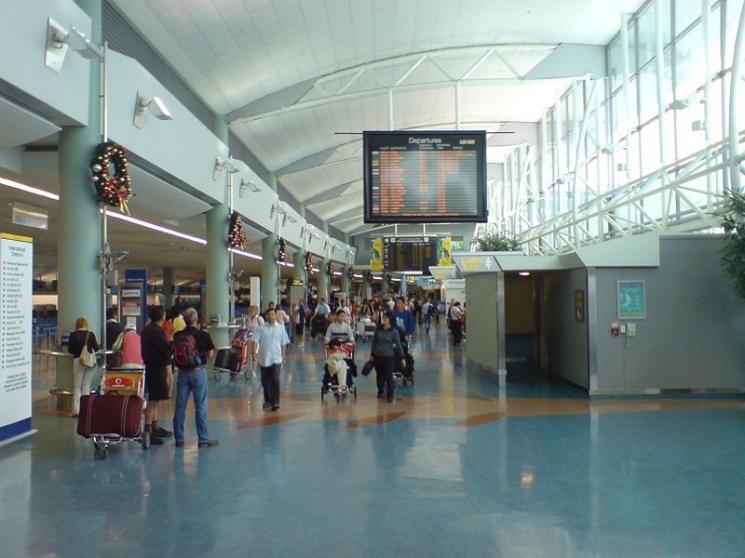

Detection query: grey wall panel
xmin=103 ymin=1 xmax=216 ymax=130
xmin=544 ymin=269 xmax=589 ymax=389
xmin=594 ymin=237 xmax=745 ymax=392
xmin=465 ymin=273 xmax=499 ymax=371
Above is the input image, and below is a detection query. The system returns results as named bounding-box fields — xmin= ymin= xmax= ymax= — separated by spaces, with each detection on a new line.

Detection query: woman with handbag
xmin=369 ymin=311 xmax=406 ymax=403
xmin=67 ymin=317 xmax=100 ymax=417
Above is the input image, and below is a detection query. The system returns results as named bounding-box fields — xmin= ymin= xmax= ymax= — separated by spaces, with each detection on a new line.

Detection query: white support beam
xmin=303 ymin=180 xmax=361 ymax=205
xmin=524 ymin=44 xmax=606 ymax=80
xmin=228 ymin=43 xmax=557 ymax=125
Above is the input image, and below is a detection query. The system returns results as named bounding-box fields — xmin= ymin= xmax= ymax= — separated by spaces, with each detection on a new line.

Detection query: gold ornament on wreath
xmin=91 ymin=141 xmax=133 ymax=214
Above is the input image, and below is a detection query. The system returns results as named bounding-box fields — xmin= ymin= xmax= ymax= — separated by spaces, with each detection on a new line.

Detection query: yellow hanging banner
xmin=438 ymin=236 xmax=452 ymax=266
xmin=370 ymin=237 xmax=383 ymax=272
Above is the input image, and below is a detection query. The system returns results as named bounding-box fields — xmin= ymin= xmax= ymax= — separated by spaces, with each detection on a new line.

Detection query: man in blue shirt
xmin=392 ymin=298 xmax=415 ymax=349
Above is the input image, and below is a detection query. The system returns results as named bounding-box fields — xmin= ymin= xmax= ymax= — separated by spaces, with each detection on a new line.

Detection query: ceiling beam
xmin=328 ymin=206 xmax=364 ymax=224
xmin=524 ymin=44 xmax=606 ymax=80
xmin=275 ymin=138 xmax=361 ymax=176
xmin=228 ymin=43 xmax=562 ymax=125
xmin=304 ymin=180 xmax=362 ymax=205
xmin=226 ymin=78 xmax=317 ymax=123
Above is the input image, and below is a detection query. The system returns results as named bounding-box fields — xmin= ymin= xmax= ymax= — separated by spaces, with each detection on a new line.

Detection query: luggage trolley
xmin=321 ymin=340 xmax=358 ymax=402
xmin=213 ymin=328 xmax=253 ymax=380
xmin=355 ymin=317 xmax=376 ymax=341
xmin=77 ymin=367 xmax=150 ymax=460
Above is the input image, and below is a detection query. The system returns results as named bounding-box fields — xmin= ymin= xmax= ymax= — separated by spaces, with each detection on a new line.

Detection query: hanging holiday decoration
xmin=91 ymin=141 xmax=133 ymax=214
xmin=305 ymin=252 xmax=314 ymax=277
xmin=347 ymin=267 xmax=354 ymax=281
xmin=367 ymin=271 xmax=374 ymax=283
xmin=228 ymin=211 xmax=246 ymax=249
xmin=278 ymin=238 xmax=287 ymax=264
xmin=327 ymin=261 xmax=335 ymax=276
xmin=385 ymin=273 xmax=392 ymax=284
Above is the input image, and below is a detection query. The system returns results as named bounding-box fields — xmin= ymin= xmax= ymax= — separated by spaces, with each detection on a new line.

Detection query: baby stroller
xmin=321 ymin=338 xmax=358 ymax=402
xmin=213 ymin=326 xmax=253 ymax=380
xmin=310 ymin=315 xmax=329 ymax=342
xmin=393 ymin=336 xmax=415 ymax=387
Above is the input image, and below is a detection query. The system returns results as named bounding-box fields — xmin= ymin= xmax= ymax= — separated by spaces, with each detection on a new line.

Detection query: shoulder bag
xmin=79 ymin=331 xmax=97 ymax=369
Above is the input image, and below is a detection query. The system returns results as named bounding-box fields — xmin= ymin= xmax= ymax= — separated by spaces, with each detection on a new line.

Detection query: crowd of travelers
xmin=66 ymin=292 xmax=466 ymax=448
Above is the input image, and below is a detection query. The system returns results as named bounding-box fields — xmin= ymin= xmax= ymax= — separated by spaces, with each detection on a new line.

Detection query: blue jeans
xmin=173 ymin=367 xmax=210 ymax=442
xmin=424 ymin=315 xmax=432 ymax=332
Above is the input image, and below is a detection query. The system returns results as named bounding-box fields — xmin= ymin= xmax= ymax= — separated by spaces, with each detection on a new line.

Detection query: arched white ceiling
xmin=111 ymin=0 xmax=646 ymax=233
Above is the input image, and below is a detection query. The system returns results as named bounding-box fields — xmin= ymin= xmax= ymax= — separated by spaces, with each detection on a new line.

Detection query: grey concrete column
xmin=341 ymin=266 xmax=351 ymax=298
xmin=261 ymin=173 xmax=278 ymax=310
xmin=294 ymin=204 xmax=306 ymax=284
xmin=317 ymin=220 xmax=329 ymax=301
xmin=205 ymin=116 xmax=231 ymax=347
xmin=162 ymin=267 xmax=175 ymax=309
xmin=57 ymin=0 xmax=102 ymax=341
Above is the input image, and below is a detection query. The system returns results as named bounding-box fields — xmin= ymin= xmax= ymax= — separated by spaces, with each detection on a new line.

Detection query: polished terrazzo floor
xmin=3 ymin=322 xmax=745 ymax=557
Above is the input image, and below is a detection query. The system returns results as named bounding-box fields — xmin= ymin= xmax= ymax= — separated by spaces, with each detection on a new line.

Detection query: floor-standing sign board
xmin=0 ymin=233 xmax=36 ymax=446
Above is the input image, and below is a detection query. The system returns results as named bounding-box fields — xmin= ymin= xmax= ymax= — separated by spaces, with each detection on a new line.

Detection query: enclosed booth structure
xmin=456 ymin=234 xmax=745 ymax=396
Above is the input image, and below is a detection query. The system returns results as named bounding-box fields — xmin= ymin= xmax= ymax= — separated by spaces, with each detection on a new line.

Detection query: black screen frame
xmin=363 ymin=130 xmax=488 ymax=224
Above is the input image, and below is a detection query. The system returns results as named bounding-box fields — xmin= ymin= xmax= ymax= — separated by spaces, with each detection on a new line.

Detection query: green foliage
xmin=720 ymin=189 xmax=745 ymax=299
xmin=472 ymin=232 xmax=519 ymax=252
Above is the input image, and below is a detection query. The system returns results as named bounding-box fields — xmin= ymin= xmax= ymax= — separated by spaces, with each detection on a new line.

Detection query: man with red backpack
xmin=172 ymin=307 xmax=219 ymax=448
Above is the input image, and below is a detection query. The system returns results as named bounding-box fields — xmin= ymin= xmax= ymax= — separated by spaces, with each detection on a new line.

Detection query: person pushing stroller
xmin=369 ymin=311 xmax=406 ymax=403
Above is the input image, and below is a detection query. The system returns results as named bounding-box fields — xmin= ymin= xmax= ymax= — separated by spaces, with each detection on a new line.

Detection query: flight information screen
xmin=382 ymin=236 xmax=438 ymax=273
xmin=364 ymin=130 xmax=487 ymax=223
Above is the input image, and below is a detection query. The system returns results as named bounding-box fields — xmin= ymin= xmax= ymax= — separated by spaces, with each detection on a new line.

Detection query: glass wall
xmin=487 ymin=0 xmax=745 ymax=247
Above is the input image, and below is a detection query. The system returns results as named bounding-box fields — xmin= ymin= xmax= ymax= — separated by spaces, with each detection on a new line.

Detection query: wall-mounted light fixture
xmin=133 ymin=92 xmax=174 ymax=129
xmin=238 ymin=178 xmax=261 ymax=198
xmin=45 ymin=17 xmax=102 ymax=72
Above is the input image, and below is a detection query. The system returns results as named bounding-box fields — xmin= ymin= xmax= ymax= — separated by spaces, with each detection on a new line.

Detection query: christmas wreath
xmin=305 ymin=252 xmax=314 ymax=277
xmin=228 ymin=211 xmax=246 ymax=249
xmin=367 ymin=271 xmax=373 ymax=283
xmin=327 ymin=261 xmax=335 ymax=276
xmin=278 ymin=238 xmax=287 ymax=264
xmin=347 ymin=267 xmax=354 ymax=281
xmin=91 ymin=141 xmax=133 ymax=214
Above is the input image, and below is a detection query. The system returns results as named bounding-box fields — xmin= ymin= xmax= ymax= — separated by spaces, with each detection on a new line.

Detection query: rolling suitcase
xmin=77 ymin=393 xmax=144 ymax=438
xmin=214 ymin=348 xmax=232 ymax=370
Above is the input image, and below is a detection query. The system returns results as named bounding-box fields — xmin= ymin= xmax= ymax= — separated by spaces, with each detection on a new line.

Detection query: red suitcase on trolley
xmin=76 ymin=393 xmax=144 ymax=438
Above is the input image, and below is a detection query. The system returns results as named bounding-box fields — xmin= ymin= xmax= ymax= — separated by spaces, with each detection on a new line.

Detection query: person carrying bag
xmin=68 ymin=318 xmax=100 ymax=417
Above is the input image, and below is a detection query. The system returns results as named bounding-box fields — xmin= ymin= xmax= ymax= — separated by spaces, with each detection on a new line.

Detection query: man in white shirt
xmin=253 ymin=308 xmax=290 ymax=411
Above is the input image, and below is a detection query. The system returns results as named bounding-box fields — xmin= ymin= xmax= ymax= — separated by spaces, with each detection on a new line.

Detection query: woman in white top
xmin=246 ymin=305 xmax=264 ymax=373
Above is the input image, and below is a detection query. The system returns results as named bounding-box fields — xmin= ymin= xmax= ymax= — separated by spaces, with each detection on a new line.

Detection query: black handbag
xmin=361 ymin=360 xmax=375 ymax=377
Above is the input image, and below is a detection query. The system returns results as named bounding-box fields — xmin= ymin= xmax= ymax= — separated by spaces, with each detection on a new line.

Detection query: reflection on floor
xmin=3 ymin=322 xmax=745 ymax=557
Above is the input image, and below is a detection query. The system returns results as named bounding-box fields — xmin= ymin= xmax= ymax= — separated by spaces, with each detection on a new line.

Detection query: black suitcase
xmin=214 ymin=348 xmax=232 ymax=370
xmin=228 ymin=351 xmax=243 ymax=373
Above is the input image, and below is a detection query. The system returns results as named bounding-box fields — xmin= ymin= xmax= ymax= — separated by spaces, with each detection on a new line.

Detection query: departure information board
xmin=364 ymin=130 xmax=487 ymax=223
xmin=382 ymin=236 xmax=437 ymax=273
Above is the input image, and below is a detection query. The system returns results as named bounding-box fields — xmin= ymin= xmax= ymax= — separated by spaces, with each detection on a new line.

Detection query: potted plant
xmin=721 ymin=189 xmax=745 ymax=298
xmin=472 ymin=232 xmax=519 ymax=252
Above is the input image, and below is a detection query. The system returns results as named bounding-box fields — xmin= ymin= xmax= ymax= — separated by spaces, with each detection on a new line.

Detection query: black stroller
xmin=393 ymin=337 xmax=415 ymax=387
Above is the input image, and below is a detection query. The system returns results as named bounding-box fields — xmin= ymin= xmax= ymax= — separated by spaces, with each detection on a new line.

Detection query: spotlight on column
xmin=239 ymin=179 xmax=261 ymax=198
xmin=133 ymin=92 xmax=174 ymax=128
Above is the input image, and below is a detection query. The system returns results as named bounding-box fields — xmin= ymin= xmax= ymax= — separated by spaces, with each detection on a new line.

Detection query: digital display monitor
xmin=382 ymin=236 xmax=437 ymax=273
xmin=364 ymin=130 xmax=487 ymax=223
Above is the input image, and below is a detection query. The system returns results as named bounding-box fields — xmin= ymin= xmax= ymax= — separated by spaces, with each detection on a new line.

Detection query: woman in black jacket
xmin=369 ymin=311 xmax=406 ymax=402
xmin=67 ymin=317 xmax=100 ymax=416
